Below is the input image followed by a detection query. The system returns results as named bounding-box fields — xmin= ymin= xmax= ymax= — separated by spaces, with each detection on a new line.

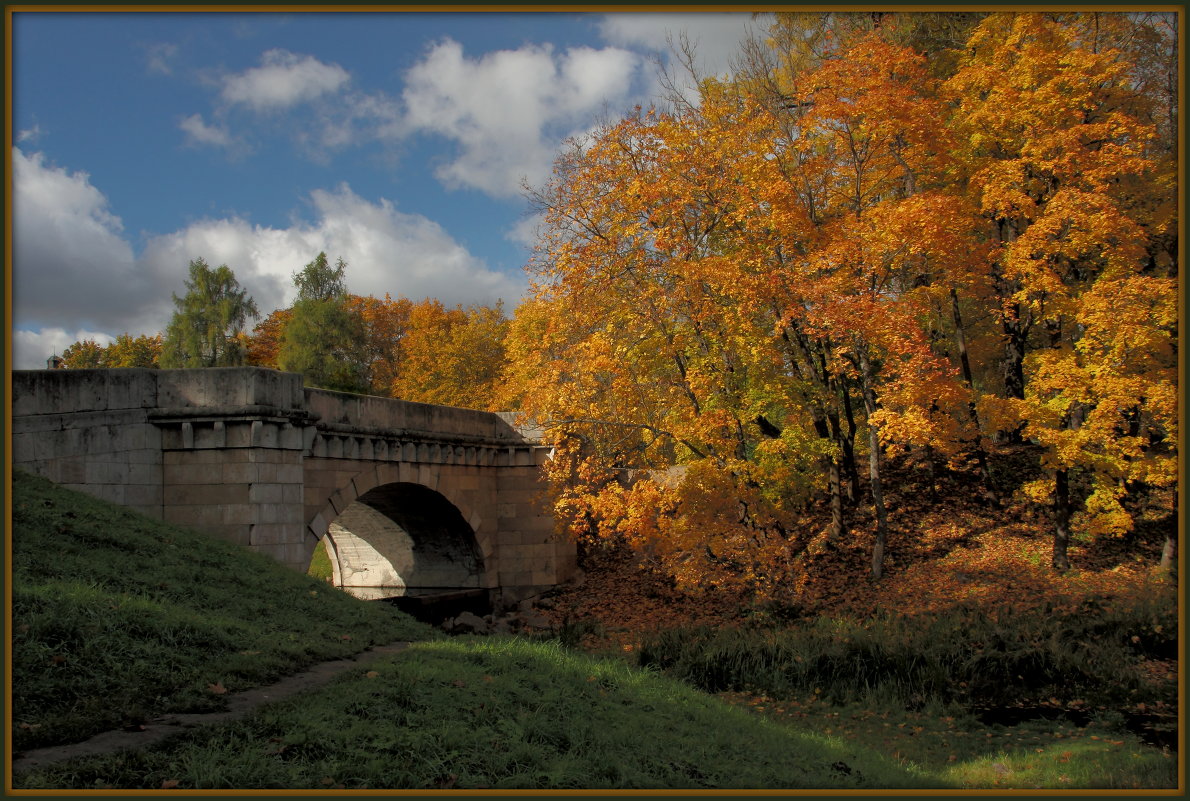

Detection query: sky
xmin=8 ymin=9 xmax=766 ymax=369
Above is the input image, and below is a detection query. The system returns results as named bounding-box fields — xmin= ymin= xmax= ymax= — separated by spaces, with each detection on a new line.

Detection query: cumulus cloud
xmin=187 ymin=48 xmax=399 ymax=160
xmin=178 ymin=113 xmax=237 ymax=150
xmin=17 ymin=124 xmax=42 ymax=144
xmin=11 ymin=148 xmax=523 ymax=369
xmin=11 ymin=148 xmax=162 ymax=335
xmin=221 ymin=48 xmax=350 ymax=111
xmin=598 ymin=12 xmax=761 ymax=81
xmin=401 ymin=38 xmax=643 ymax=196
xmin=137 ymin=184 xmax=523 ymax=313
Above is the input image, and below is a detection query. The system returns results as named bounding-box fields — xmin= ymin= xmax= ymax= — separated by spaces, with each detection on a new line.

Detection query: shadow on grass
xmin=14 ymin=637 xmax=948 ymax=791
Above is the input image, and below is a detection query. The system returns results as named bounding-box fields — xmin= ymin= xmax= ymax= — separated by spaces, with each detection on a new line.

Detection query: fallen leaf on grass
xmin=208 ymin=682 xmax=228 ymax=695
xmin=452 ymin=679 xmax=467 ymax=688
xmin=160 ymin=779 xmax=180 ymax=790
xmin=365 ymin=671 xmax=380 ymax=679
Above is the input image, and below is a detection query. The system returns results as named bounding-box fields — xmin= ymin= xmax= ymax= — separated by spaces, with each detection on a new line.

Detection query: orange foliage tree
xmin=506 ymin=11 xmax=1178 ymax=597
xmin=945 ymin=12 xmax=1178 ymax=569
xmin=61 ymin=333 xmax=163 ymax=368
xmin=392 ymin=300 xmax=509 ymax=410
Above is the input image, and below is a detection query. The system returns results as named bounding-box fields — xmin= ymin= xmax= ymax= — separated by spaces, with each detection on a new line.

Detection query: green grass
xmin=14 ymin=637 xmax=942 ymax=790
xmin=11 ymin=469 xmax=438 ymax=752
xmin=719 ymin=692 xmax=1177 ymax=790
xmin=8 ymin=469 xmax=1178 ymax=791
xmin=636 ymin=600 xmax=1177 ymax=711
xmin=306 ymin=537 xmax=334 ymax=582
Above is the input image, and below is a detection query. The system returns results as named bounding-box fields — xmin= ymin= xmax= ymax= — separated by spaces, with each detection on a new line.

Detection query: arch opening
xmin=323 ymin=482 xmax=485 ymax=601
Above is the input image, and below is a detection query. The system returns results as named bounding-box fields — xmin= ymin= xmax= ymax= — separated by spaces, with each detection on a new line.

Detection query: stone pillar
xmin=154 ymin=368 xmax=315 ymax=572
xmin=492 ymin=445 xmax=574 ymax=605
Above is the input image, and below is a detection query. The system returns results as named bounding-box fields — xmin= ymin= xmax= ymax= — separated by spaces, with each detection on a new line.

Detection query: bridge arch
xmin=306 ymin=461 xmax=498 ymax=599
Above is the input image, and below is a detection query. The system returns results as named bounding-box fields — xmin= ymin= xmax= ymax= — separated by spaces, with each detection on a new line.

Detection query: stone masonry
xmin=12 ymin=367 xmax=576 ymax=604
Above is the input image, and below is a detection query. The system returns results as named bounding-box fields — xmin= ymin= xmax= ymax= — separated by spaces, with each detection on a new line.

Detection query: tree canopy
xmin=159 ymin=258 xmax=259 ymax=368
xmin=505 ymin=10 xmax=1178 ymax=596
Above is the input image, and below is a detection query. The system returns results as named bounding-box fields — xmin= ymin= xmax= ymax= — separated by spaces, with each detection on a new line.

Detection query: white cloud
xmin=506 ymin=211 xmax=546 ymax=250
xmin=17 ymin=124 xmax=42 ymax=143
xmin=401 ymin=38 xmax=643 ymax=196
xmin=12 ymin=150 xmax=524 ymax=372
xmin=598 ymin=12 xmax=762 ymax=81
xmin=178 ymin=113 xmax=237 ymax=149
xmin=221 ymin=49 xmax=350 ymax=111
xmin=138 ymin=184 xmax=522 ymax=312
xmin=146 ymin=42 xmax=179 ymax=75
xmin=14 ymin=328 xmax=115 ymax=370
xmin=11 ymin=149 xmax=162 ymax=336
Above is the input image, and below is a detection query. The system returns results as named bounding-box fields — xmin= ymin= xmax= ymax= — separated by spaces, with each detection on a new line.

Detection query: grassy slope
xmin=15 ymin=638 xmax=940 ymax=790
xmin=10 ymin=471 xmax=938 ymax=790
xmin=10 ymin=470 xmax=438 ymax=751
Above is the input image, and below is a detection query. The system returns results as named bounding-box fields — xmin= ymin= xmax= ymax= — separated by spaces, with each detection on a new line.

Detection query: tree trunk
xmin=857 ymin=345 xmax=889 ymax=581
xmin=1051 ymin=405 xmax=1086 ymax=572
xmin=838 ymin=378 xmax=862 ymax=502
xmin=951 ymin=288 xmax=997 ymax=501
xmin=1002 ymin=311 xmax=1028 ymax=401
xmin=810 ymin=412 xmax=847 ymax=542
xmin=1160 ymin=533 xmax=1176 ymax=571
xmin=1160 ymin=491 xmax=1176 ymax=572
xmin=1052 ymin=467 xmax=1072 ymax=571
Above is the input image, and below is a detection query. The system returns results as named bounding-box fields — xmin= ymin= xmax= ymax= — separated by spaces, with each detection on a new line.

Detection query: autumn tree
xmin=509 ymin=11 xmax=1177 ymax=598
xmin=60 ymin=338 xmax=107 ymax=368
xmin=393 ymin=299 xmax=509 ymax=410
xmin=245 ymin=308 xmax=293 ymax=370
xmin=510 ymin=95 xmax=843 ymax=598
xmin=945 ymin=12 xmax=1177 ymax=570
xmin=160 ymin=258 xmax=259 ymax=368
xmin=349 ymin=293 xmax=413 ymax=396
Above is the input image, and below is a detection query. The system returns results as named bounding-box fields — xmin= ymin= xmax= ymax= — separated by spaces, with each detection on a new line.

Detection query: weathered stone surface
xmin=13 ymin=366 xmax=576 ymax=591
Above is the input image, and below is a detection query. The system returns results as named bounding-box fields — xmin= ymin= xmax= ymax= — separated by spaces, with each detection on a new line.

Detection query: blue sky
xmin=9 ymin=9 xmax=764 ymax=368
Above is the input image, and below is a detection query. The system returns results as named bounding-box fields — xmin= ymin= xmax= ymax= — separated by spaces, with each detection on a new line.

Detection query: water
xmin=376 ymin=587 xmax=492 ymax=624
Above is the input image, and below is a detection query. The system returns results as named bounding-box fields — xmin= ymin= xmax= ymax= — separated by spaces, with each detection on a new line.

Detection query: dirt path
xmin=12 ymin=641 xmax=412 ymax=774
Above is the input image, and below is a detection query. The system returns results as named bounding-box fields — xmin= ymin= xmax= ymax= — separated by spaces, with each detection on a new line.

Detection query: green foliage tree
xmin=159 ymin=258 xmax=259 ymax=368
xmin=278 ymin=252 xmax=370 ymax=393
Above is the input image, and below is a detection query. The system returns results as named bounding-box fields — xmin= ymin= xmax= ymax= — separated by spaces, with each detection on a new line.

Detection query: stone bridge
xmin=11 ymin=367 xmax=576 ymax=605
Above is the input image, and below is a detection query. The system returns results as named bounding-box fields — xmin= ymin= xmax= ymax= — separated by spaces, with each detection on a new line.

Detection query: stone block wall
xmin=12 ymin=367 xmax=576 ymax=598
xmin=152 ymin=369 xmax=312 ymax=572
xmin=12 ymin=369 xmax=164 ymax=517
xmin=492 ymin=448 xmax=576 ymax=604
